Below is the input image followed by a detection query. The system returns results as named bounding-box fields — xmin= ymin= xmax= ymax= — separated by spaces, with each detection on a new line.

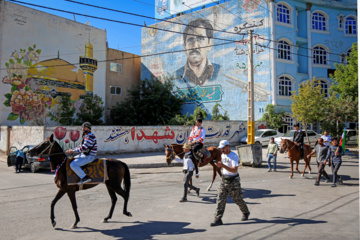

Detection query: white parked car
xmin=241 ymin=129 xmax=283 ymax=146
xmin=274 ymin=130 xmax=321 ymax=148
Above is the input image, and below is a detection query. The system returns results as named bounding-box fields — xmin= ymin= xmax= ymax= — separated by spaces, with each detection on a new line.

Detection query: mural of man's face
xmin=184 ymin=26 xmax=213 ymax=66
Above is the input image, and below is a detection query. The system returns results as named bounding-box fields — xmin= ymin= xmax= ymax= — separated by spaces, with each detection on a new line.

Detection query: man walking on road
xmin=307 ymin=138 xmax=330 ymax=186
xmin=211 ymin=140 xmax=250 ymax=226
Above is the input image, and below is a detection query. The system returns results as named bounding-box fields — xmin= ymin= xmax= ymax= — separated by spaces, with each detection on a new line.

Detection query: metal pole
xmin=247 ymin=30 xmax=255 ymax=144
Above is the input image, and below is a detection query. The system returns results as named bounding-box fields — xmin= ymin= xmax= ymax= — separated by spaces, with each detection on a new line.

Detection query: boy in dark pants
xmin=326 ymin=138 xmax=344 ymax=187
xmin=12 ymin=150 xmax=24 ymax=173
xmin=180 ymin=143 xmax=200 ymax=202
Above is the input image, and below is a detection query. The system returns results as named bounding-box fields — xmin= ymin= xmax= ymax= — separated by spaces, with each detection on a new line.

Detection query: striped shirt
xmin=74 ymin=132 xmax=97 ymax=156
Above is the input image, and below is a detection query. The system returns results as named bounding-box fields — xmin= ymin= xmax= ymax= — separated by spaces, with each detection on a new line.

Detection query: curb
xmin=127 ymin=162 xmax=182 ymax=169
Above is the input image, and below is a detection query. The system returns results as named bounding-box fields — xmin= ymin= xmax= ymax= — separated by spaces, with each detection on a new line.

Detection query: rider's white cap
xmin=218 ymin=140 xmax=230 ymax=149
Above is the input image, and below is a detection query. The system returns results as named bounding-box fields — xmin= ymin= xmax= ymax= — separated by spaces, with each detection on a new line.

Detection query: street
xmin=0 ymin=151 xmax=359 ymax=240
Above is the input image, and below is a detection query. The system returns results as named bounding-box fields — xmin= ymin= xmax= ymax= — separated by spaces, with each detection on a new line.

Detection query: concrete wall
xmin=0 ymin=126 xmax=9 ymax=153
xmin=8 ymin=121 xmax=266 ymax=154
xmin=105 ymin=48 xmax=141 ymax=123
xmin=0 ymin=1 xmax=107 ymax=126
xmin=141 ymin=0 xmax=272 ymax=121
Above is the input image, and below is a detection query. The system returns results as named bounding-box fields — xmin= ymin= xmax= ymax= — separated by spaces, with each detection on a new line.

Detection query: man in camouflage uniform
xmin=211 ymin=140 xmax=250 ymax=227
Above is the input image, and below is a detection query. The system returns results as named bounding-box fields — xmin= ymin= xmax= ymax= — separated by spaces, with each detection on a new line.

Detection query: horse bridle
xmin=37 ymin=141 xmax=65 ymax=157
xmin=284 ymin=140 xmax=296 ymax=151
xmin=166 ymin=145 xmax=184 ymax=161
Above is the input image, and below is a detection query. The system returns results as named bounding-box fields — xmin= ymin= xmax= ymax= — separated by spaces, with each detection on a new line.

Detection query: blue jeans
xmin=70 ymin=153 xmax=95 ymax=179
xmin=267 ymin=153 xmax=277 ymax=170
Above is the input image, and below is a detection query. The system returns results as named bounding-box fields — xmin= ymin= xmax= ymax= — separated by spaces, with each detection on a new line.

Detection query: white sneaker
xmin=267 ymin=169 xmax=271 ymax=172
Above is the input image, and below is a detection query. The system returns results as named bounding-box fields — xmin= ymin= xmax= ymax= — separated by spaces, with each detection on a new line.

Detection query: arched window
xmin=277 ymin=4 xmax=290 ymax=24
xmin=312 ymin=12 xmax=326 ymax=31
xmin=278 ymin=76 xmax=293 ymax=96
xmin=313 ymin=46 xmax=327 ymax=65
xmin=337 ymin=14 xmax=344 ymax=29
xmin=315 ymin=79 xmax=328 ymax=98
xmin=345 ymin=16 xmax=357 ymax=34
xmin=277 ymin=40 xmax=292 ymax=60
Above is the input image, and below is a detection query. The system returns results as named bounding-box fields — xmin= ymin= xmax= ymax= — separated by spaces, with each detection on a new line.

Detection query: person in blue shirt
xmin=326 ymin=137 xmax=345 ymax=187
xmin=12 ymin=149 xmax=25 ymax=173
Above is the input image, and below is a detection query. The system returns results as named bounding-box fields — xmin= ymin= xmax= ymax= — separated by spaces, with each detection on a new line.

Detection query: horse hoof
xmin=124 ymin=212 xmax=132 ymax=217
xmin=70 ymin=224 xmax=77 ymax=229
xmin=102 ymin=219 xmax=108 ymax=223
xmin=289 ymin=176 xmax=293 ymax=179
xmin=52 ymin=221 xmax=56 ymax=228
xmin=301 ymin=174 xmax=304 ymax=177
xmin=206 ymin=187 xmax=211 ymax=191
xmin=309 ymin=171 xmax=311 ymax=174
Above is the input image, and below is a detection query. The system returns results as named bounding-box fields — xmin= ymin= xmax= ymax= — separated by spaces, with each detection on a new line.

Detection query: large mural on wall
xmin=1 ymin=40 xmax=98 ymax=125
xmin=142 ymin=0 xmax=271 ymax=120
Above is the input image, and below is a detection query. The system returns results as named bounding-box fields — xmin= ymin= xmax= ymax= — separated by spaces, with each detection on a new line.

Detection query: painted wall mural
xmin=2 ymin=41 xmax=97 ymax=125
xmin=142 ymin=0 xmax=272 ymax=120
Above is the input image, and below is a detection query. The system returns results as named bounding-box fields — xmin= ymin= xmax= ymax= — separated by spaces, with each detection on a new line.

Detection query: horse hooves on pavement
xmin=301 ymin=174 xmax=304 ymax=177
xmin=102 ymin=219 xmax=108 ymax=223
xmin=289 ymin=176 xmax=293 ymax=179
xmin=124 ymin=212 xmax=133 ymax=217
xmin=206 ymin=187 xmax=211 ymax=191
xmin=52 ymin=221 xmax=56 ymax=228
xmin=70 ymin=224 xmax=77 ymax=229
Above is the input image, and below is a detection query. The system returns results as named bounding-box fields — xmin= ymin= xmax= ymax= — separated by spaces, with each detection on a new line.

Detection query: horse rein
xmin=166 ymin=145 xmax=184 ymax=161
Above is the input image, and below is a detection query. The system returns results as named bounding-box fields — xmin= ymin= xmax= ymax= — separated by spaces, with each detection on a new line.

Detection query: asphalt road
xmin=0 ymin=152 xmax=359 ymax=240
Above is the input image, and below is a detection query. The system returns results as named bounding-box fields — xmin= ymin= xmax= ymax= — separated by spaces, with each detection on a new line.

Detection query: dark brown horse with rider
xmin=27 ymin=134 xmax=132 ymax=229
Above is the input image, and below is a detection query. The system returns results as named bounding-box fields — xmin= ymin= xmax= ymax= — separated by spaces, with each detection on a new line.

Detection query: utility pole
xmin=247 ymin=30 xmax=255 ymax=144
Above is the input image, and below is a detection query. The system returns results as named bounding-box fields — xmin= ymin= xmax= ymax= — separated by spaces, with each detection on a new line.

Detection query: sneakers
xmin=273 ymin=169 xmax=277 ymax=172
xmin=267 ymin=169 xmax=271 ymax=172
xmin=179 ymin=198 xmax=187 ymax=202
xmin=314 ymin=182 xmax=319 ymax=186
xmin=210 ymin=218 xmax=223 ymax=227
xmin=339 ymin=178 xmax=344 ymax=185
xmin=196 ymin=188 xmax=200 ymax=197
xmin=325 ymin=179 xmax=330 ymax=183
xmin=331 ymin=184 xmax=336 ymax=187
xmin=241 ymin=212 xmax=250 ymax=221
xmin=77 ymin=176 xmax=92 ymax=185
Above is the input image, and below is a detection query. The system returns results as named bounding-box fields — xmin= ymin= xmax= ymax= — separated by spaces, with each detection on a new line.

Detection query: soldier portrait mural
xmin=143 ymin=0 xmax=271 ymax=120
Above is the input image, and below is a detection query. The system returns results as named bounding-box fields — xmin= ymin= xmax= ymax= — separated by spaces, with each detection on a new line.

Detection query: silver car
xmin=274 ymin=130 xmax=321 ymax=148
xmin=241 ymin=129 xmax=283 ymax=146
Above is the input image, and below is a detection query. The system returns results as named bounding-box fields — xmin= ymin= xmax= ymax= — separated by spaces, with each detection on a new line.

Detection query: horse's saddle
xmin=193 ymin=146 xmax=211 ymax=162
xmin=66 ymin=158 xmax=109 ymax=185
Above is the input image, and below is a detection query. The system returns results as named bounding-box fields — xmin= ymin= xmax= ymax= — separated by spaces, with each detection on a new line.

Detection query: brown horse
xmin=164 ymin=143 xmax=222 ymax=191
xmin=27 ymin=134 xmax=132 ymax=229
xmin=279 ymin=139 xmax=312 ymax=178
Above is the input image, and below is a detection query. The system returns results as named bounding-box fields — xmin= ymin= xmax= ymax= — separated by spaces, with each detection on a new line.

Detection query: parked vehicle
xmin=241 ymin=129 xmax=283 ymax=146
xmin=7 ymin=145 xmax=51 ymax=173
xmin=344 ymin=129 xmax=357 ymax=145
xmin=274 ymin=130 xmax=321 ymax=148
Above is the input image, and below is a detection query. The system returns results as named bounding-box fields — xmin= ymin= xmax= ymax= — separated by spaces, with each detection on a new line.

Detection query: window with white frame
xmin=110 ymin=62 xmax=122 ymax=73
xmin=277 ymin=40 xmax=292 ymax=60
xmin=284 ymin=115 xmax=293 ymax=132
xmin=278 ymin=76 xmax=293 ymax=96
xmin=277 ymin=4 xmax=290 ymax=24
xmin=110 ymin=86 xmax=121 ymax=95
xmin=312 ymin=12 xmax=326 ymax=31
xmin=315 ymin=80 xmax=328 ymax=98
xmin=345 ymin=16 xmax=357 ymax=34
xmin=313 ymin=46 xmax=327 ymax=65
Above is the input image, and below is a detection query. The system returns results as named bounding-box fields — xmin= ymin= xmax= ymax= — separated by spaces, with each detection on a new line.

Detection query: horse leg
xmin=67 ymin=191 xmax=80 ymax=229
xmin=102 ymin=185 xmax=117 ymax=223
xmin=111 ymin=186 xmax=132 ymax=217
xmin=289 ymin=159 xmax=294 ymax=179
xmin=206 ymin=164 xmax=216 ymax=191
xmin=295 ymin=160 xmax=301 ymax=174
xmin=50 ymin=189 xmax=66 ymax=228
xmin=301 ymin=160 xmax=307 ymax=177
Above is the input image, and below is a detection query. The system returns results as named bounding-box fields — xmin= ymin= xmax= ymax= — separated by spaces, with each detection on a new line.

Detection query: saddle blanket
xmin=66 ymin=158 xmax=109 ymax=185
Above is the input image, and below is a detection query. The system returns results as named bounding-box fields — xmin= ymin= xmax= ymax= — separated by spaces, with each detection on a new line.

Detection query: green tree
xmin=110 ymin=78 xmax=184 ymax=125
xmin=260 ymin=104 xmax=285 ymax=130
xmin=331 ymin=42 xmax=358 ymax=101
xmin=212 ymin=103 xmax=230 ymax=121
xmin=75 ymin=94 xmax=104 ymax=125
xmin=291 ymin=78 xmax=327 ymax=144
xmin=49 ymin=95 xmax=75 ymax=125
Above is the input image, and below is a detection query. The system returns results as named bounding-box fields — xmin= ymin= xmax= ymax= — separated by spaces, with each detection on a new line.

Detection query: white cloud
xmin=211 ymin=46 xmax=234 ymax=59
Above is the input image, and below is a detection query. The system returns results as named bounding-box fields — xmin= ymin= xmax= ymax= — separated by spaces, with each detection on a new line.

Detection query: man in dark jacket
xmin=293 ymin=123 xmax=305 ymax=159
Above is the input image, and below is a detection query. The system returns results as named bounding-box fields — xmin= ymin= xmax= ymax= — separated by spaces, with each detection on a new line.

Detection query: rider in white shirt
xmin=188 ymin=118 xmax=207 ymax=163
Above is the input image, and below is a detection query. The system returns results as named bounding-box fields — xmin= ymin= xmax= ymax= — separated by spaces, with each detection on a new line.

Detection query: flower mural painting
xmin=54 ymin=127 xmax=67 ymax=140
xmin=2 ymin=45 xmax=54 ymax=124
xmin=70 ymin=130 xmax=81 ymax=142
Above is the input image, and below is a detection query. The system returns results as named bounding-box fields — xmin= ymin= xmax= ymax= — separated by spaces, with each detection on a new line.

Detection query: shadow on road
xmin=56 ymin=220 xmax=206 ymax=239
xmin=243 ymin=188 xmax=296 ymax=200
xmin=228 ymin=217 xmax=327 ymax=226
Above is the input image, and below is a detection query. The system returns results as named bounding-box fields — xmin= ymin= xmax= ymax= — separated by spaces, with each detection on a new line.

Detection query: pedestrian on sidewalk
xmin=179 ymin=143 xmax=200 ymax=202
xmin=321 ymin=131 xmax=331 ymax=147
xmin=266 ymin=137 xmax=278 ymax=172
xmin=12 ymin=149 xmax=24 ymax=173
xmin=307 ymin=138 xmax=330 ymax=186
xmin=326 ymin=138 xmax=344 ymax=187
xmin=210 ymin=140 xmax=250 ymax=227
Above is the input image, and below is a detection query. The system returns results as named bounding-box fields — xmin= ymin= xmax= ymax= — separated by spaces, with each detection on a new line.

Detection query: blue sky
xmin=12 ymin=0 xmax=157 ymax=55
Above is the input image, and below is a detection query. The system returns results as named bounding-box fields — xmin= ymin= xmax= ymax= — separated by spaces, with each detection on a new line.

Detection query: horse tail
xmin=123 ymin=162 xmax=131 ymax=195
